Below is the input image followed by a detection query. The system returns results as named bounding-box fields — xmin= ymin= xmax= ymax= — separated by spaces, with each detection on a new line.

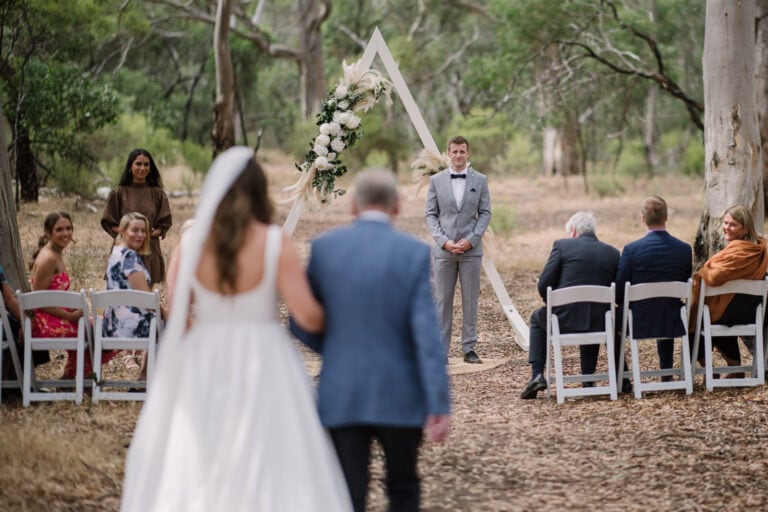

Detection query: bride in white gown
xmin=121 ymin=147 xmax=352 ymax=511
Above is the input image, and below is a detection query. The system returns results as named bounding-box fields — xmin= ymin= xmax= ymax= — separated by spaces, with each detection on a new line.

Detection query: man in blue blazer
xmin=520 ymin=211 xmax=620 ymax=399
xmin=292 ymin=168 xmax=451 ymax=512
xmin=615 ymin=196 xmax=692 ymax=377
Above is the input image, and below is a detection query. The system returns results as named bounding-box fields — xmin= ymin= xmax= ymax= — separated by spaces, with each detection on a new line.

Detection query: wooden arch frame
xmin=281 ymin=28 xmax=529 ymax=350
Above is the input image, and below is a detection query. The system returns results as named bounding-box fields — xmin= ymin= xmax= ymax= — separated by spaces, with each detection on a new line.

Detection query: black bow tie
xmin=450 ymin=173 xmax=467 ymax=179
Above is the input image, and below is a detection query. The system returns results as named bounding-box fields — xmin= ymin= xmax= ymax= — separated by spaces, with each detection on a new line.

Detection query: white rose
xmin=314 ymin=144 xmax=329 ymax=156
xmin=328 ymin=122 xmax=342 ymax=136
xmin=331 ymin=138 xmax=346 ymax=152
xmin=336 ymin=111 xmax=352 ymax=125
xmin=334 ymin=85 xmax=348 ymax=99
xmin=338 ymin=100 xmax=350 ymax=110
xmin=345 ymin=114 xmax=361 ymax=129
xmin=327 ymin=152 xmax=337 ymax=160
xmin=315 ymin=134 xmax=331 ymax=147
xmin=314 ymin=156 xmax=330 ymax=169
xmin=319 ymin=123 xmax=332 ymax=135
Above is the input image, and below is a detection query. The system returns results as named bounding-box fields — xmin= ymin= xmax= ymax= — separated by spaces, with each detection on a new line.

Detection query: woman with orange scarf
xmin=690 ymin=205 xmax=768 ymax=370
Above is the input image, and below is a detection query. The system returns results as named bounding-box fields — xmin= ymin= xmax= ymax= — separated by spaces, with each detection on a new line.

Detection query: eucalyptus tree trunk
xmin=644 ymin=0 xmax=659 ymax=173
xmin=756 ymin=0 xmax=768 ymax=215
xmin=0 ymin=109 xmax=30 ymax=292
xmin=695 ymin=0 xmax=763 ymax=266
xmin=298 ymin=0 xmax=330 ymax=119
xmin=212 ymin=0 xmax=236 ymax=156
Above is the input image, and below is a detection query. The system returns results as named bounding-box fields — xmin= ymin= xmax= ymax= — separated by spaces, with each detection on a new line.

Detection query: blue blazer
xmin=615 ymin=230 xmax=692 ymax=339
xmin=291 ymin=219 xmax=450 ymax=429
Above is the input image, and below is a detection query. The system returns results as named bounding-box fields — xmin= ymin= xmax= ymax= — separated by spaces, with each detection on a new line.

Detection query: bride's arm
xmin=277 ymin=232 xmax=324 ymax=333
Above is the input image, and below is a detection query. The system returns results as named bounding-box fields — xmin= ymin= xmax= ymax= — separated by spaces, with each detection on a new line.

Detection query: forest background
xmin=1 ymin=0 xmax=716 ymax=209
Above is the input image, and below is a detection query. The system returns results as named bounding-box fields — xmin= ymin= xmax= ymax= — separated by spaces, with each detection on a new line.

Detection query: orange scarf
xmin=690 ymin=238 xmax=768 ymax=330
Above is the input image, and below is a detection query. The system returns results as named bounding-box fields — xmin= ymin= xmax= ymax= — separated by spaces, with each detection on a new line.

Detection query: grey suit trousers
xmin=432 ymin=254 xmax=482 ymax=354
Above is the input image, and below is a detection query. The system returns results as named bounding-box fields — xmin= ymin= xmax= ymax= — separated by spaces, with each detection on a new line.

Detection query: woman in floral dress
xmin=29 ymin=212 xmax=92 ymax=378
xmin=104 ymin=212 xmax=162 ymax=381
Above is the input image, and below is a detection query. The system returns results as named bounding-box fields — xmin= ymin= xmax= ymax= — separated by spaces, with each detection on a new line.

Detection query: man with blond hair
xmin=615 ymin=196 xmax=692 ymax=379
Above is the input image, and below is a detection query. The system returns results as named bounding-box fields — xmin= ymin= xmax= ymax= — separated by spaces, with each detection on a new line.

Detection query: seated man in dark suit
xmin=615 ymin=196 xmax=692 ymax=380
xmin=521 ymin=211 xmax=620 ymax=399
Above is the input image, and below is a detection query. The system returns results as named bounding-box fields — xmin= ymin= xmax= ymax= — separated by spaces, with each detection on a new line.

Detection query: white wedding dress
xmin=121 ymin=225 xmax=352 ymax=511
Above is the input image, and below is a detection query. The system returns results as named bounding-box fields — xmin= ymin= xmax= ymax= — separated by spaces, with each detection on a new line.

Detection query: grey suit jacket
xmin=425 ymin=168 xmax=491 ymax=258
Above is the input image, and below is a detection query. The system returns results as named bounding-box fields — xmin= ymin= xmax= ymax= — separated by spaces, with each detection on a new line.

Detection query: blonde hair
xmin=723 ymin=205 xmax=761 ymax=244
xmin=119 ymin=212 xmax=152 ymax=255
xmin=642 ymin=196 xmax=667 ymax=227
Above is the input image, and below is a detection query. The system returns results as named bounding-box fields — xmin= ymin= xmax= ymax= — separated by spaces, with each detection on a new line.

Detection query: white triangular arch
xmin=282 ymin=27 xmax=529 ymax=350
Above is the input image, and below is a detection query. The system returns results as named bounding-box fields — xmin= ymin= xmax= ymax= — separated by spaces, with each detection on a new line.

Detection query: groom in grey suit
xmin=292 ymin=168 xmax=451 ymax=512
xmin=426 ymin=135 xmax=491 ymax=363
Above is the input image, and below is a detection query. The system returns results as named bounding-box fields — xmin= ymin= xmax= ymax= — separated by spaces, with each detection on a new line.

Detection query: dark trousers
xmin=1 ymin=312 xmax=49 ymax=380
xmin=329 ymin=425 xmax=423 ymax=512
xmin=528 ymin=307 xmax=599 ymax=377
xmin=657 ymin=338 xmax=674 ymax=369
xmin=693 ymin=294 xmax=762 ymax=365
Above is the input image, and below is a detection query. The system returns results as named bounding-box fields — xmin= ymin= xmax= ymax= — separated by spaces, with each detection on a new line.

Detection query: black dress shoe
xmin=520 ymin=374 xmax=547 ymax=399
xmin=463 ymin=350 xmax=482 ymax=364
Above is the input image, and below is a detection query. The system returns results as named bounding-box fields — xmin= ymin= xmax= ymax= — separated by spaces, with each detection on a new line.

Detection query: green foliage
xmin=496 ymin=132 xmax=542 ymax=176
xmin=5 ymin=59 xmax=120 ymax=152
xmin=490 ymin=204 xmax=517 ymax=235
xmin=590 ymin=173 xmax=626 ymax=198
xmin=50 ymin=158 xmax=98 ymax=198
xmin=681 ymin=137 xmax=705 ymax=177
xmin=178 ymin=140 xmax=211 ymax=176
xmin=89 ymin=113 xmax=210 ymax=188
xmin=441 ymin=109 xmax=515 ymax=174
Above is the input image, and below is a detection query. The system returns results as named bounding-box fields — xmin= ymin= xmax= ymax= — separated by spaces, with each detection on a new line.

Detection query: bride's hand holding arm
xmin=277 ymin=233 xmax=324 ymax=333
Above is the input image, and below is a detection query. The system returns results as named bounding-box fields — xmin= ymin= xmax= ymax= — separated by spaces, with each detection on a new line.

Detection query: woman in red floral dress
xmin=29 ymin=212 xmax=113 ymax=378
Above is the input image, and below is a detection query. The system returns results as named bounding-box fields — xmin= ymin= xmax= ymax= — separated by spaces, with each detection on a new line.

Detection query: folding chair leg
xmin=681 ymin=337 xmax=693 ymax=395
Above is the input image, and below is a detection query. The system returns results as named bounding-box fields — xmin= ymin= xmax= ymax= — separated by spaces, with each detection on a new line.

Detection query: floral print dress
xmin=103 ymin=246 xmax=153 ymax=338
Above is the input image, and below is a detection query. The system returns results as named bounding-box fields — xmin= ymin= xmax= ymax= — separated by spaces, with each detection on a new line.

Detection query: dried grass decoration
xmin=285 ymin=60 xmax=392 ymax=203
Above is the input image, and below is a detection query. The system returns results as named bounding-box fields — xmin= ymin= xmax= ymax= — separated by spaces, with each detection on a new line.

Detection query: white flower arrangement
xmin=285 ymin=59 xmax=392 ymax=203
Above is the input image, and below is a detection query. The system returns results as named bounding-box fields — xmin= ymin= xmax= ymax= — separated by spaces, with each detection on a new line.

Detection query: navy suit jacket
xmin=537 ymin=232 xmax=620 ymax=333
xmin=615 ymin=230 xmax=692 ymax=339
xmin=291 ymin=219 xmax=450 ymax=429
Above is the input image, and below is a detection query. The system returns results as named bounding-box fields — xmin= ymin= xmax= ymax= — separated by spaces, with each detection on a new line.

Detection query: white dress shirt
xmin=449 ymin=168 xmax=467 ymax=208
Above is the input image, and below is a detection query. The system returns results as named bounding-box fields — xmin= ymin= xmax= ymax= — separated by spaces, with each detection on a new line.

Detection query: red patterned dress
xmin=32 ymin=272 xmax=114 ymax=378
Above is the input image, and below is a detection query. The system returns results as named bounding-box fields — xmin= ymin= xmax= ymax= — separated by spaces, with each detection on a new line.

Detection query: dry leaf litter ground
xmin=1 ymin=157 xmax=767 ymax=511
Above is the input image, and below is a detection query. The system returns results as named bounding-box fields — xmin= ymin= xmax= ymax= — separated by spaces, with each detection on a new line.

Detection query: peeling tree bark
xmin=695 ymin=0 xmax=763 ymax=266
xmin=211 ymin=0 xmax=236 ymax=156
xmin=297 ymin=0 xmax=330 ymax=119
xmin=756 ymin=0 xmax=768 ymax=215
xmin=0 ymin=107 xmax=30 ymax=292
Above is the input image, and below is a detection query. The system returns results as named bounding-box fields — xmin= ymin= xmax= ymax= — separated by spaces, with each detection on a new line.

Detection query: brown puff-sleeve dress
xmin=101 ymin=184 xmax=173 ymax=284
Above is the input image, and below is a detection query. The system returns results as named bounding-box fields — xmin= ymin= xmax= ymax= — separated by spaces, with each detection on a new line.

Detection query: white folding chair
xmin=90 ymin=289 xmax=162 ymax=403
xmin=1 ymin=296 xmax=23 ymax=404
xmin=17 ymin=289 xmax=91 ymax=406
xmin=692 ymin=277 xmax=768 ymax=391
xmin=545 ymin=284 xmax=618 ymax=404
xmin=618 ymin=280 xmax=693 ymax=399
